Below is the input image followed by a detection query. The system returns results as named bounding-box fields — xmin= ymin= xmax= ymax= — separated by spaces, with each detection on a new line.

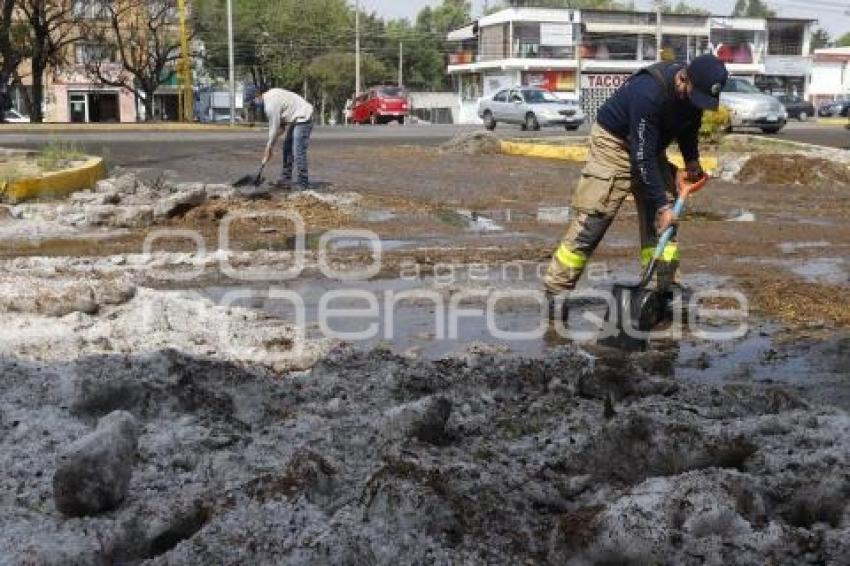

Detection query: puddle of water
xmin=727 ymin=210 xmax=756 ymax=222
xmin=359 ymin=209 xmax=397 ymax=223
xmin=741 ymin=257 xmax=848 ymax=286
xmin=330 ymin=238 xmax=417 ymax=252
xmin=455 ymin=209 xmax=504 ymax=233
xmin=198 ymin=259 xmax=848 ymax=408
xmin=537 ymin=206 xmax=571 ymax=224
xmin=778 ymin=241 xmax=831 ymax=254
xmin=790 ymin=258 xmax=848 ymax=286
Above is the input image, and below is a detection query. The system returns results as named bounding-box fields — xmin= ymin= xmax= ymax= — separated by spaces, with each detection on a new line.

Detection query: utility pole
xmin=655 ymin=0 xmax=662 ymax=62
xmin=355 ymin=0 xmax=361 ymax=96
xmin=398 ymin=42 xmax=403 ymax=88
xmin=226 ymin=0 xmax=235 ymax=126
xmin=177 ymin=0 xmax=193 ymax=122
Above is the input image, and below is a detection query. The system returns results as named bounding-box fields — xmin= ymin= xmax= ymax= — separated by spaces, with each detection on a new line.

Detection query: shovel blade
xmin=609 ymin=284 xmax=665 ymax=334
xmin=233 ymin=175 xmax=254 ymax=188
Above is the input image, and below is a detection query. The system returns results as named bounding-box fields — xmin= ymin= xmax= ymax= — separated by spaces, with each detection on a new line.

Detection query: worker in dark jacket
xmin=544 ymin=54 xmax=728 ymax=322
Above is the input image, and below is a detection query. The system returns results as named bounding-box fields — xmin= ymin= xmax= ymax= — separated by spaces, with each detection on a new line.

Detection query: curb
xmin=815 ymin=117 xmax=849 ymax=126
xmin=500 ymin=140 xmax=720 ymax=174
xmin=1 ymin=156 xmax=107 ymax=203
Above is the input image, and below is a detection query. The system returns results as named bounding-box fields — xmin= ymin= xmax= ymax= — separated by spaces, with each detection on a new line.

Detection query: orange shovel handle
xmin=676 ymin=170 xmax=709 ymax=198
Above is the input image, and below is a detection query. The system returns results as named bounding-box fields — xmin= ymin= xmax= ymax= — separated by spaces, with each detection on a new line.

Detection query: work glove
xmin=655 ymin=204 xmax=677 ymax=233
xmin=685 ymin=161 xmax=705 ymax=183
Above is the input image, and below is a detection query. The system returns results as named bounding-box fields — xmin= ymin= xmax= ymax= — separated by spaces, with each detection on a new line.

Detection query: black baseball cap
xmin=686 ymin=54 xmax=729 ymax=111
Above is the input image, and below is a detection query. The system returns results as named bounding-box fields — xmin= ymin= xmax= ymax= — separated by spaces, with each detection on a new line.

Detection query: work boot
xmin=545 ymin=291 xmax=570 ymax=325
xmin=271 ymin=178 xmax=294 ymax=190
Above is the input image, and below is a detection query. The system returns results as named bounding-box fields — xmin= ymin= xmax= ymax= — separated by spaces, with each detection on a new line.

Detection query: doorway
xmin=68 ymin=91 xmax=120 ymax=123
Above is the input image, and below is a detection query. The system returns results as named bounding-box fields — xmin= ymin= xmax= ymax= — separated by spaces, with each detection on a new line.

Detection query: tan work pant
xmin=544 ymin=123 xmax=679 ymax=293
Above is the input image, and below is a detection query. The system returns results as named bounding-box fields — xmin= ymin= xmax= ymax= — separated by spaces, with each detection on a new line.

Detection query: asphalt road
xmin=0 ymin=121 xmax=846 ymax=178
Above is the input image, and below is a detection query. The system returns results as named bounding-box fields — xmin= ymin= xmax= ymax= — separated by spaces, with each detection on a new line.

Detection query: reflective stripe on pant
xmin=544 ymin=123 xmax=679 ymax=294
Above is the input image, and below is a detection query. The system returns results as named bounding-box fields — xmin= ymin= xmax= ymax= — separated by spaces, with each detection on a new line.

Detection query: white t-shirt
xmin=263 ymin=89 xmax=314 ymax=149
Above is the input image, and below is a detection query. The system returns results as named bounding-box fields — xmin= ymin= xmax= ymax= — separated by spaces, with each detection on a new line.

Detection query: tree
xmin=193 ymin=0 xmax=351 ymax=92
xmin=82 ymin=0 xmax=185 ymax=121
xmin=0 ymin=0 xmax=23 ymax=120
xmin=811 ymin=28 xmax=831 ymax=50
xmin=660 ymin=1 xmax=710 ymax=15
xmin=837 ymin=32 xmax=850 ymax=47
xmin=307 ymin=52 xmax=388 ymax=121
xmin=732 ymin=0 xmax=776 ymax=18
xmin=19 ymin=0 xmax=83 ymax=123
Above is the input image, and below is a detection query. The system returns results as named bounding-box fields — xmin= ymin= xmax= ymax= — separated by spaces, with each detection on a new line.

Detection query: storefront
xmin=758 ymin=55 xmax=810 ymax=98
xmin=580 ymin=72 xmax=631 ymax=122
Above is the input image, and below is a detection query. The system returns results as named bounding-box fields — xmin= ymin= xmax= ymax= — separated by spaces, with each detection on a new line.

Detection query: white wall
xmin=810 ymin=62 xmax=848 ymax=96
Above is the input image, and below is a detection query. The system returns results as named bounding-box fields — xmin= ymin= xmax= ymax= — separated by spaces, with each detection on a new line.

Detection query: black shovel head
xmin=233 ymin=174 xmax=255 ymax=188
xmin=609 ymin=283 xmax=665 ymax=335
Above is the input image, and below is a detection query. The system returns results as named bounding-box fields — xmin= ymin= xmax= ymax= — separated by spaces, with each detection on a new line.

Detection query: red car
xmin=351 ymin=85 xmax=408 ymax=125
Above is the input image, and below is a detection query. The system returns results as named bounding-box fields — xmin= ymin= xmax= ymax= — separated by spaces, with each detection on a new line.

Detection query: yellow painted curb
xmin=501 ymin=140 xmax=589 ymax=161
xmin=814 ymin=117 xmax=849 ymax=126
xmin=1 ymin=156 xmax=107 ymax=204
xmin=500 ymin=140 xmax=718 ymax=173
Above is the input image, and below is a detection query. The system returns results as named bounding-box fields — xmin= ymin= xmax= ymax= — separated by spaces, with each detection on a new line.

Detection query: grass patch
xmin=36 ymin=140 xmax=86 ymax=172
xmin=434 ymin=209 xmax=469 ymax=228
xmin=0 ymin=162 xmax=25 ymax=182
xmin=720 ymin=135 xmax=799 ymax=153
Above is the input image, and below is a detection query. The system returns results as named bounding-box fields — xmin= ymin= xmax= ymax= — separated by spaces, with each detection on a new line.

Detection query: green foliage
xmin=660 ymin=1 xmax=710 ymax=15
xmin=811 ymin=29 xmax=831 ymax=50
xmin=37 ymin=140 xmax=85 ymax=171
xmin=307 ymin=52 xmax=389 ymax=120
xmin=837 ymin=32 xmax=850 ymax=48
xmin=700 ymin=106 xmax=731 ymax=144
xmin=731 ymin=0 xmax=776 ymax=18
xmin=193 ymin=0 xmax=472 ymax=119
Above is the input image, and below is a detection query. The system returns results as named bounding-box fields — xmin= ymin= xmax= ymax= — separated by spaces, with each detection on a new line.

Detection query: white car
xmin=479 ymin=87 xmax=585 ymax=131
xmin=4 ymin=109 xmax=31 ymax=123
xmin=720 ymin=78 xmax=787 ymax=134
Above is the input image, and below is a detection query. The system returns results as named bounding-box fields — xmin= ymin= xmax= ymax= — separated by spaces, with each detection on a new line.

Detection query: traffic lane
xmin=0 ymin=124 xmax=586 ymax=179
xmin=0 ymin=123 xmax=580 ymax=148
xmin=769 ymin=121 xmax=849 ymax=149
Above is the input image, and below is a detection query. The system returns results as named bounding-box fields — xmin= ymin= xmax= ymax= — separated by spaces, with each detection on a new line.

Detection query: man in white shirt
xmin=256 ymin=87 xmax=315 ymax=189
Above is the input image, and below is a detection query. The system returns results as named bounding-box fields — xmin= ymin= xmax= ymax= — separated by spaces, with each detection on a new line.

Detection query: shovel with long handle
xmin=234 ymin=161 xmax=267 ymax=188
xmin=610 ymin=173 xmax=709 ymax=335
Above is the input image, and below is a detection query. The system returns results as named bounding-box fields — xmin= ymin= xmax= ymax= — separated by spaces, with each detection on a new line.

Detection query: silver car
xmin=479 ymin=87 xmax=585 ymax=131
xmin=721 ymin=78 xmax=787 ymax=134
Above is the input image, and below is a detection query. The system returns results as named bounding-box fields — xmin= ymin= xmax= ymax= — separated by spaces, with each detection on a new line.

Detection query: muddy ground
xmin=0 ymin=134 xmax=848 ymax=564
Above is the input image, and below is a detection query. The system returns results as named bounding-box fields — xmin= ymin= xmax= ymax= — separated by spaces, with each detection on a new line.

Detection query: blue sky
xmin=360 ymin=0 xmax=849 ymax=37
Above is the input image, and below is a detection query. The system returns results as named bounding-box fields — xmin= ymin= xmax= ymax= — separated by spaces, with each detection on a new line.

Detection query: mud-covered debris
xmin=53 ymin=410 xmax=139 ymax=517
xmin=439 ymin=131 xmax=502 ymax=156
xmin=736 ymin=153 xmax=850 ymax=187
xmin=153 ymin=186 xmax=207 ymax=219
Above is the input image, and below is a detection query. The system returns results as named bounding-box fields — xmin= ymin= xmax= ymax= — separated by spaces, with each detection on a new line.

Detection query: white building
xmin=809 ymin=47 xmax=850 ymax=107
xmin=446 ymin=7 xmax=815 ymax=123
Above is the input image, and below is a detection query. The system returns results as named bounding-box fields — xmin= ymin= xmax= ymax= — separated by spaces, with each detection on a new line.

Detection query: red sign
xmin=522 ymin=71 xmax=577 ymax=92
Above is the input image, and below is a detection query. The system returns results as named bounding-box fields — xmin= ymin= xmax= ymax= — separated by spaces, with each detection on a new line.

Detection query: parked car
xmin=720 ymin=78 xmax=787 ymax=134
xmin=3 ymin=109 xmax=30 ymax=123
xmin=479 ymin=87 xmax=585 ymax=131
xmin=773 ymin=94 xmax=815 ymax=121
xmin=818 ymin=96 xmax=850 ymax=117
xmin=351 ymin=86 xmax=409 ymax=125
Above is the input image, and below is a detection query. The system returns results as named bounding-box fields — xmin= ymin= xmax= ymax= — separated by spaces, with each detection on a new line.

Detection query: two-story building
xmin=9 ymin=0 xmax=194 ymax=123
xmin=446 ymin=7 xmax=815 ymax=123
